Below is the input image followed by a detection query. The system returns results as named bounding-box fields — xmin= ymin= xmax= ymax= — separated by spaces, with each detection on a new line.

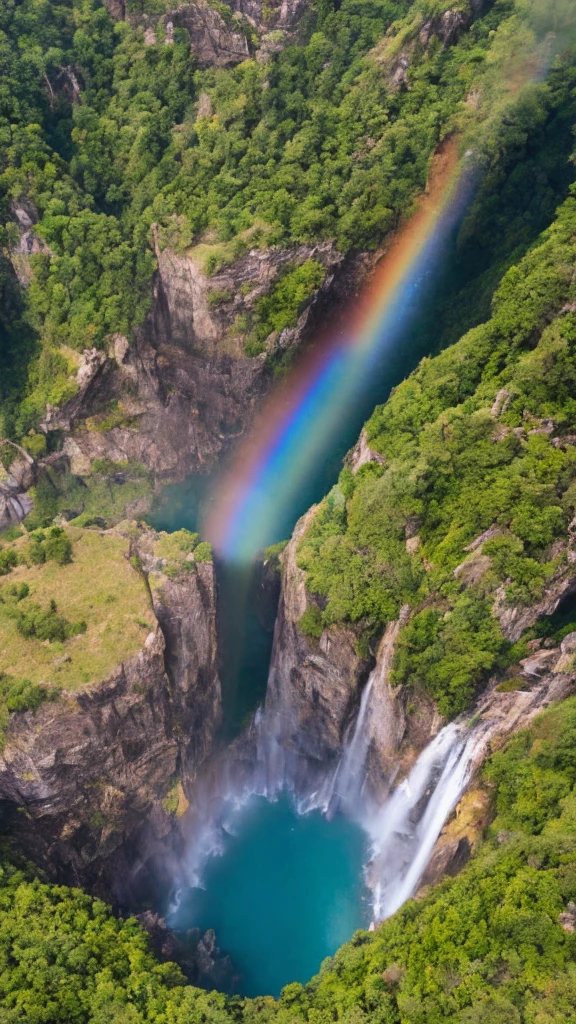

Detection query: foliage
xmin=11 ymin=597 xmax=86 ymax=643
xmin=26 ymin=526 xmax=73 ymax=566
xmin=298 ymin=603 xmax=324 ymax=639
xmin=391 ymin=594 xmax=507 ymax=716
xmin=194 ymin=541 xmax=213 ymax=562
xmin=245 ymin=260 xmax=325 ymax=355
xmin=0 ymin=673 xmax=60 ymax=714
xmin=0 ymin=0 xmax=561 ymax=442
xmin=155 ymin=528 xmax=199 ymax=560
xmin=24 ymin=461 xmax=153 ymax=531
xmin=0 ymin=547 xmax=19 ymax=576
xmin=297 ymin=189 xmax=576 ymax=714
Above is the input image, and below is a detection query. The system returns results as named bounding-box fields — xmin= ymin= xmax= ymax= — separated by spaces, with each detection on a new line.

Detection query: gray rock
xmin=0 ymin=528 xmax=221 ymax=908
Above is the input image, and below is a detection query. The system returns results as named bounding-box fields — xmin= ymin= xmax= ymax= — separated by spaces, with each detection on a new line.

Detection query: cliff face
xmin=104 ymin=0 xmax=311 ymax=66
xmin=421 ymin=645 xmax=576 ymax=890
xmin=46 ymin=241 xmax=341 ymax=485
xmin=0 ymin=449 xmax=36 ymax=532
xmin=265 ymin=506 xmax=444 ymax=799
xmin=268 ymin=502 xmax=576 ymax=808
xmin=265 ymin=509 xmax=372 ymax=791
xmin=0 ymin=528 xmax=221 ymax=908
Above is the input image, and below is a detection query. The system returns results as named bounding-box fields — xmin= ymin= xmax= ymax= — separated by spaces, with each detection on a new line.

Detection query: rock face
xmin=375 ymin=0 xmax=486 ymax=90
xmin=9 ymin=201 xmax=51 ymax=287
xmin=267 ymin=492 xmax=576 ymax=813
xmin=264 ymin=509 xmax=372 ymax=792
xmin=265 ymin=510 xmax=442 ymax=800
xmin=0 ymin=449 xmax=36 ymax=532
xmin=362 ymin=614 xmax=441 ymax=801
xmin=422 ymin=657 xmax=576 ymax=891
xmin=0 ymin=532 xmax=221 ymax=908
xmin=46 ymin=240 xmax=341 ymax=484
xmin=169 ymin=3 xmax=250 ymax=66
xmin=104 ymin=0 xmax=311 ymax=66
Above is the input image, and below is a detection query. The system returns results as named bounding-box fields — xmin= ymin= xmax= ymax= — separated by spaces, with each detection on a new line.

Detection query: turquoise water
xmin=170 ymin=795 xmax=370 ymax=997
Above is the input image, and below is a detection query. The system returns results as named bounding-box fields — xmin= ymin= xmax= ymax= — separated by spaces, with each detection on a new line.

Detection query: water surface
xmin=170 ymin=795 xmax=369 ymax=997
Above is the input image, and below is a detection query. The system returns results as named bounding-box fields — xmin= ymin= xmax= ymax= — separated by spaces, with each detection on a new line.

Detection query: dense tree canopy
xmin=1 ymin=0 xmax=571 ymax=441
xmin=297 ymin=186 xmax=576 ymax=714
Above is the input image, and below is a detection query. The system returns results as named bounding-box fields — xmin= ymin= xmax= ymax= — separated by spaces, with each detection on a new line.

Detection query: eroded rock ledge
xmin=0 ymin=524 xmax=220 ymax=908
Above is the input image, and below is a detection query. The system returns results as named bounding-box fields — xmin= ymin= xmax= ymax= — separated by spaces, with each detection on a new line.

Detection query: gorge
xmin=3 ymin=0 xmax=576 ymax=1019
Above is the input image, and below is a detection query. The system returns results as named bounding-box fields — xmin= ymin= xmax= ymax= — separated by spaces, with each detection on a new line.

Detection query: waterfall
xmin=330 ymin=674 xmax=375 ymax=812
xmin=172 ymin=668 xmax=492 ymax=929
xmin=296 ymin=673 xmax=376 ymax=816
xmin=292 ymin=670 xmax=490 ymax=923
xmin=367 ymin=722 xmax=486 ymax=920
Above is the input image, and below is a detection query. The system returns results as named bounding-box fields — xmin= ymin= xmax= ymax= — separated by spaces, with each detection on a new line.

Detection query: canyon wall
xmin=0 ymin=527 xmax=221 ymax=908
xmin=39 ymin=241 xmax=342 ymax=487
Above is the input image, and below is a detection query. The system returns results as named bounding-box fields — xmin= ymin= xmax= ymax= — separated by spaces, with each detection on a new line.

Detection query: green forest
xmin=0 ymin=0 xmax=569 ymax=441
xmin=4 ymin=0 xmax=576 ymax=1020
xmin=297 ymin=177 xmax=576 ymax=715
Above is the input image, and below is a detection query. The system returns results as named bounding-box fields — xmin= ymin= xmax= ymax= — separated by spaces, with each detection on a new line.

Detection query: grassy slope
xmin=0 ymin=526 xmax=155 ymax=691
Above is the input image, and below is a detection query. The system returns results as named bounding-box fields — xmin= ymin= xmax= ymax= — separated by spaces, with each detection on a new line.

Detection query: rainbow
xmin=206 ymin=138 xmax=475 ymax=562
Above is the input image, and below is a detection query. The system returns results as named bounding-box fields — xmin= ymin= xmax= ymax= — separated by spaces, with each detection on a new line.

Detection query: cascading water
xmin=297 ymin=673 xmax=377 ymax=818
xmin=366 ymin=723 xmax=484 ymax=920
xmin=295 ymin=682 xmax=486 ymax=923
xmin=172 ymin=673 xmax=488 ymax=933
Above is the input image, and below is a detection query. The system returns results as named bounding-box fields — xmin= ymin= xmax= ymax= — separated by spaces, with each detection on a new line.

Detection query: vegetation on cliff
xmin=0 ymin=0 xmax=563 ymax=447
xmin=297 ymin=181 xmax=576 ymax=715
xmin=2 ymin=696 xmax=576 ymax=1022
xmin=0 ymin=523 xmax=155 ymax=696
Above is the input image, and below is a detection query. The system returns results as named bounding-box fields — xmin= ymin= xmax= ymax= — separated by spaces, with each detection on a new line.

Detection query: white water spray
xmin=173 ymin=688 xmax=487 ymax=927
xmin=297 ymin=673 xmax=376 ymax=816
xmin=366 ymin=722 xmax=486 ymax=919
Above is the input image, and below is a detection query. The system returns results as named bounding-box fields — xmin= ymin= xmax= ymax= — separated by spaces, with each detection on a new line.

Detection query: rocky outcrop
xmin=9 ymin=201 xmax=51 ymax=287
xmin=494 ymin=555 xmax=576 ymax=642
xmin=0 ymin=444 xmax=36 ymax=532
xmin=375 ymin=0 xmax=486 ymax=91
xmin=264 ymin=505 xmax=443 ymax=801
xmin=107 ymin=0 xmax=311 ymax=65
xmin=420 ymin=643 xmax=576 ymax=892
xmin=362 ymin=614 xmax=441 ymax=801
xmin=0 ymin=529 xmax=221 ymax=908
xmin=348 ymin=428 xmax=386 ymax=474
xmin=46 ymin=240 xmax=341 ymax=484
xmin=168 ymin=4 xmax=250 ymax=66
xmin=264 ymin=508 xmax=371 ymax=791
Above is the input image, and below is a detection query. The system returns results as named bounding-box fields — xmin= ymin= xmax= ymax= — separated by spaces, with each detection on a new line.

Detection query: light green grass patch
xmin=0 ymin=527 xmax=155 ymax=691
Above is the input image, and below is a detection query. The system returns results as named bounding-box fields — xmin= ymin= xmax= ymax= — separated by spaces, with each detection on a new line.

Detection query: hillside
xmin=3 ymin=0 xmax=576 ymax=1019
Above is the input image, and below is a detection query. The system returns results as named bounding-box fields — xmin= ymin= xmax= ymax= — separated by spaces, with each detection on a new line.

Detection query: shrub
xmin=0 ymin=548 xmax=18 ymax=576
xmin=1 ymin=583 xmax=29 ymax=602
xmin=43 ymin=527 xmax=72 ymax=565
xmin=26 ymin=527 xmax=73 ymax=566
xmin=299 ymin=604 xmax=323 ymax=639
xmin=194 ymin=541 xmax=213 ymax=563
xmin=207 ymin=287 xmax=233 ymax=308
xmin=13 ymin=599 xmax=86 ymax=643
xmin=0 ymin=675 xmax=61 ymax=714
